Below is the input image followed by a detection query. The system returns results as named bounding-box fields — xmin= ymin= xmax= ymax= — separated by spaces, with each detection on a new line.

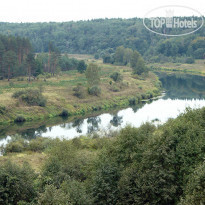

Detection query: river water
xmin=0 ymin=72 xmax=205 ymax=145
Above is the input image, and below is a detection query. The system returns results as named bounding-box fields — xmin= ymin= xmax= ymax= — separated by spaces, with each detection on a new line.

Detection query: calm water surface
xmin=0 ymin=72 xmax=205 ymax=146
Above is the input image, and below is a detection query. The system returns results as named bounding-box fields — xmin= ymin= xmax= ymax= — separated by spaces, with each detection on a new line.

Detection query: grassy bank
xmin=148 ymin=59 xmax=205 ymax=76
xmin=0 ymin=57 xmax=161 ymax=124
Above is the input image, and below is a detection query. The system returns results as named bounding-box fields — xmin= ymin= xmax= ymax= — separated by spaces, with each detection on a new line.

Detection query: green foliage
xmin=77 ymin=60 xmax=87 ymax=73
xmin=179 ymin=161 xmax=205 ymax=205
xmin=12 ymin=89 xmax=47 ymax=107
xmin=130 ymin=50 xmax=147 ymax=75
xmin=0 ymin=161 xmax=37 ymax=205
xmin=85 ymin=63 xmax=101 ymax=87
xmin=73 ymin=83 xmax=86 ymax=98
xmin=42 ymin=140 xmax=92 ymax=187
xmin=0 ymin=105 xmax=6 ymax=114
xmin=129 ymin=97 xmax=137 ymax=105
xmin=59 ymin=109 xmax=70 ymax=117
xmin=110 ymin=72 xmax=123 ymax=82
xmin=88 ymin=86 xmax=101 ymax=96
xmin=1 ymin=108 xmax=205 ymax=204
xmin=61 ymin=179 xmax=93 ymax=205
xmin=90 ymin=157 xmax=120 ymax=205
xmin=185 ymin=57 xmax=195 ymax=64
xmin=38 ymin=184 xmax=71 ymax=205
xmin=14 ymin=116 xmax=26 ymax=123
xmin=58 ymin=54 xmax=82 ymax=71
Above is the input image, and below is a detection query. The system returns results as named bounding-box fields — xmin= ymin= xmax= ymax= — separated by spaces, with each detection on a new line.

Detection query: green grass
xmin=148 ymin=59 xmax=205 ymax=76
xmin=0 ymin=56 xmax=161 ymax=124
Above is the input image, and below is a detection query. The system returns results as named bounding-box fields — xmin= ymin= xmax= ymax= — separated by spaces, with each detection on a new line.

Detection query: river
xmin=0 ymin=72 xmax=205 ymax=146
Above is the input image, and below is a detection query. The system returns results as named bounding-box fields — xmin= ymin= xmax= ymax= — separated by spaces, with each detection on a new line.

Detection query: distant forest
xmin=0 ymin=17 xmax=204 ymax=63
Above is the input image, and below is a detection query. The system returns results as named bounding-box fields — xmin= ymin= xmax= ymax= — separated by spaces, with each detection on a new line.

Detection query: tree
xmin=50 ymin=51 xmax=60 ymax=75
xmin=26 ymin=52 xmax=35 ymax=81
xmin=77 ymin=60 xmax=87 ymax=73
xmin=85 ymin=63 xmax=101 ymax=87
xmin=38 ymin=184 xmax=71 ymax=205
xmin=123 ymin=48 xmax=133 ymax=65
xmin=130 ymin=50 xmax=146 ymax=75
xmin=0 ymin=161 xmax=37 ymax=205
xmin=114 ymin=46 xmax=125 ymax=64
xmin=0 ymin=40 xmax=5 ymax=78
xmin=3 ymin=50 xmax=17 ymax=81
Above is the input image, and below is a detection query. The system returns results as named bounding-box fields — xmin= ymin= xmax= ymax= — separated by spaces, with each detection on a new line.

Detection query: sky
xmin=0 ymin=0 xmax=204 ymax=23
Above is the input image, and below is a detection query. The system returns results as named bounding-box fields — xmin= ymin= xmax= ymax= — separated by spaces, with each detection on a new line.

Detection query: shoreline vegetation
xmin=148 ymin=59 xmax=205 ymax=76
xmin=0 ymin=107 xmax=205 ymax=204
xmin=0 ymin=55 xmax=161 ymax=125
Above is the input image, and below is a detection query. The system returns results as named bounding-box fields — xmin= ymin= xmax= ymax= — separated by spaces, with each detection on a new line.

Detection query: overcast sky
xmin=0 ymin=0 xmax=204 ymax=23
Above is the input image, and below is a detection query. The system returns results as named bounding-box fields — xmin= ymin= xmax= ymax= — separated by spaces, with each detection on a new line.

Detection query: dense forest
xmin=0 ymin=18 xmax=204 ymax=63
xmin=0 ymin=35 xmax=87 ymax=80
xmin=0 ymin=107 xmax=205 ymax=204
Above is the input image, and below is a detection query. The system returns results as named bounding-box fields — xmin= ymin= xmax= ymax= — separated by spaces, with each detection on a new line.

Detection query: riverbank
xmin=0 ymin=107 xmax=205 ymax=205
xmin=148 ymin=59 xmax=205 ymax=76
xmin=0 ymin=58 xmax=161 ymax=125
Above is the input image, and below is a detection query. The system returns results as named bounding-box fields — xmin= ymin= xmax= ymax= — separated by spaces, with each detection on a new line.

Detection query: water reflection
xmin=0 ymin=73 xmax=205 ymax=145
xmin=157 ymin=72 xmax=205 ymax=99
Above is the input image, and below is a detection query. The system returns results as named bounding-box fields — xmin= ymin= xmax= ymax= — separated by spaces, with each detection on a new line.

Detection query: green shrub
xmin=73 ymin=84 xmax=86 ymax=99
xmin=28 ymin=138 xmax=47 ymax=152
xmin=110 ymin=72 xmax=123 ymax=82
xmin=129 ymin=97 xmax=136 ymax=105
xmin=0 ymin=162 xmax=37 ymax=204
xmin=14 ymin=116 xmax=26 ymax=123
xmin=110 ymin=84 xmax=120 ymax=92
xmin=88 ymin=86 xmax=101 ymax=96
xmin=4 ymin=141 xmax=25 ymax=154
xmin=185 ymin=57 xmax=195 ymax=64
xmin=12 ymin=89 xmax=47 ymax=107
xmin=59 ymin=109 xmax=70 ymax=117
xmin=0 ymin=105 xmax=6 ymax=114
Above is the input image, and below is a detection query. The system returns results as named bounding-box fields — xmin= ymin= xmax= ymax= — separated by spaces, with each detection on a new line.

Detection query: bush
xmin=110 ymin=72 xmax=123 ymax=82
xmin=94 ymin=53 xmax=99 ymax=59
xmin=185 ymin=57 xmax=195 ymax=64
xmin=88 ymin=86 xmax=101 ymax=96
xmin=14 ymin=115 xmax=26 ymax=123
xmin=28 ymin=138 xmax=47 ymax=152
xmin=129 ymin=97 xmax=137 ymax=105
xmin=59 ymin=109 xmax=70 ymax=117
xmin=0 ymin=162 xmax=37 ymax=204
xmin=3 ymin=141 xmax=25 ymax=153
xmin=12 ymin=89 xmax=47 ymax=107
xmin=73 ymin=84 xmax=86 ymax=99
xmin=0 ymin=105 xmax=6 ymax=114
xmin=110 ymin=84 xmax=120 ymax=92
xmin=38 ymin=184 xmax=71 ymax=205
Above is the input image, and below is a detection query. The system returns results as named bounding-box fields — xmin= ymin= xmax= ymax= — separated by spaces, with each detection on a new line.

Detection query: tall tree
xmin=26 ymin=53 xmax=35 ymax=81
xmin=0 ymin=40 xmax=5 ymax=78
xmin=3 ymin=50 xmax=16 ymax=81
xmin=130 ymin=50 xmax=146 ymax=75
xmin=85 ymin=63 xmax=101 ymax=86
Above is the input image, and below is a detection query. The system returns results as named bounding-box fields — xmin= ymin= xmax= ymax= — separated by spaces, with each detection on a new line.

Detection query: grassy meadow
xmin=148 ymin=59 xmax=205 ymax=76
xmin=0 ymin=56 xmax=161 ymax=124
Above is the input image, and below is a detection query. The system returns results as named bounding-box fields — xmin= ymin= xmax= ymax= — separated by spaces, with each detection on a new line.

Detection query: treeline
xmin=0 ymin=107 xmax=205 ymax=204
xmin=0 ymin=18 xmax=204 ymax=62
xmin=0 ymin=35 xmax=33 ymax=80
xmin=103 ymin=46 xmax=147 ymax=75
xmin=0 ymin=35 xmax=87 ymax=80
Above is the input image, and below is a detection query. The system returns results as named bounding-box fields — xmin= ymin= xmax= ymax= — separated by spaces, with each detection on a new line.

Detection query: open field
xmin=148 ymin=60 xmax=205 ymax=76
xmin=0 ymin=57 xmax=161 ymax=124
